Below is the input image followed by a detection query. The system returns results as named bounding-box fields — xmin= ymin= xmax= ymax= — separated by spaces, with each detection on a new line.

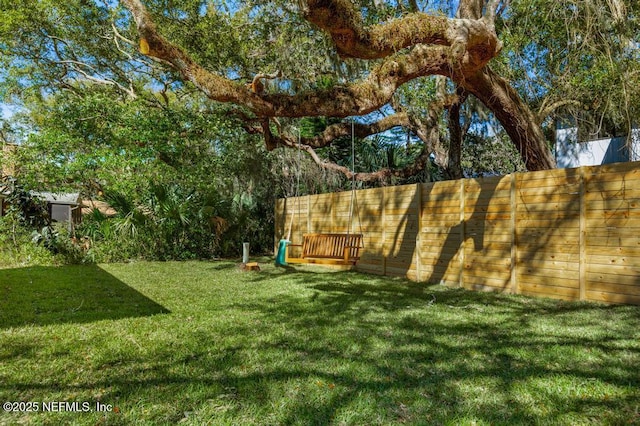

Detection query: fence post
xmin=579 ymin=167 xmax=586 ymax=300
xmin=382 ymin=186 xmax=387 ymax=276
xmin=510 ymin=172 xmax=518 ymax=294
xmin=415 ymin=183 xmax=422 ymax=282
xmin=459 ymin=178 xmax=465 ymax=288
xmin=307 ymin=195 xmax=311 ymax=235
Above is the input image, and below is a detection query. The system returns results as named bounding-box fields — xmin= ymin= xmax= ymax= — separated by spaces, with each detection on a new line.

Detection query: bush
xmin=34 ymin=224 xmax=90 ymax=264
xmin=0 ymin=217 xmax=57 ymax=268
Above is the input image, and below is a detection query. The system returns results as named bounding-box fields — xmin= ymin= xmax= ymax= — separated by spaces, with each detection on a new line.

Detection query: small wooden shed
xmin=32 ymin=192 xmax=83 ymax=226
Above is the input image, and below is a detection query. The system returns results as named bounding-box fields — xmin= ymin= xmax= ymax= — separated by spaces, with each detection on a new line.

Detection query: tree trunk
xmin=445 ymin=87 xmax=467 ymax=179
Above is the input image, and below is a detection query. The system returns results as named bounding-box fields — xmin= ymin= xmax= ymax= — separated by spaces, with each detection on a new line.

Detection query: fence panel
xmin=383 ymin=185 xmax=420 ymax=280
xmin=417 ymin=180 xmax=463 ymax=285
xmin=584 ymin=163 xmax=640 ymax=304
xmin=515 ymin=168 xmax=582 ymax=300
xmin=463 ymin=175 xmax=513 ymax=292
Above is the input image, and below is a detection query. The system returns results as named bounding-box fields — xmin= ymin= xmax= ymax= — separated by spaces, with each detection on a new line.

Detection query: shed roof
xmin=31 ymin=192 xmax=81 ymax=206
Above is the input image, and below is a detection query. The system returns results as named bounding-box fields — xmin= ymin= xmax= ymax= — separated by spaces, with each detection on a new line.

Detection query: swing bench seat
xmin=285 ymin=233 xmax=363 ymax=266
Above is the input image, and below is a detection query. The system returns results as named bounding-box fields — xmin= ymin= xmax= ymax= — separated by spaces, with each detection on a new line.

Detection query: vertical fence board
xmin=459 ymin=178 xmax=465 ymax=289
xmin=510 ymin=173 xmax=518 ymax=294
xmin=579 ymin=167 xmax=587 ymax=300
xmin=583 ymin=163 xmax=640 ymax=304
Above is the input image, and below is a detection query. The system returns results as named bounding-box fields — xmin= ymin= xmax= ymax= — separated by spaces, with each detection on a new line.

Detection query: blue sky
xmin=1 ymin=104 xmax=15 ymax=119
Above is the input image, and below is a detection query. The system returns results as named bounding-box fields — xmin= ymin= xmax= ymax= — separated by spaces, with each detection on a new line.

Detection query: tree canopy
xmin=1 ymin=0 xmax=639 ymax=183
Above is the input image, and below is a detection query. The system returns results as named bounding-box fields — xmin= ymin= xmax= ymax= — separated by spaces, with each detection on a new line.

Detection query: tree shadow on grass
xmin=255 ymin=262 xmax=364 ymax=283
xmin=231 ymin=269 xmax=640 ymax=423
xmin=207 ymin=262 xmax=238 ymax=271
xmin=0 ymin=264 xmax=169 ymax=329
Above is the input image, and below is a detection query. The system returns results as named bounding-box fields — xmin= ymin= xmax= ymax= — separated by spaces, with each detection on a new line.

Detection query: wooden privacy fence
xmin=275 ymin=161 xmax=640 ymax=305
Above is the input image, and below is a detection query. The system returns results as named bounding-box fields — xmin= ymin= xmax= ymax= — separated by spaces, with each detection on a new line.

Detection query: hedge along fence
xmin=275 ymin=161 xmax=640 ymax=305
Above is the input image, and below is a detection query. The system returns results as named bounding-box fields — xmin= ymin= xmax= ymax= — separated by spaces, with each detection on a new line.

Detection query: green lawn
xmin=1 ymin=260 xmax=639 ymax=425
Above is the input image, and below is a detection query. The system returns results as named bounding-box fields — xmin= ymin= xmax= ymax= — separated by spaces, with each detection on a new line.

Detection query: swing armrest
xmin=284 ymin=242 xmax=303 ymax=262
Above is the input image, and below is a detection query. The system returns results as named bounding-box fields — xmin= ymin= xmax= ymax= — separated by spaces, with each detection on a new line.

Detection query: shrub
xmin=0 ymin=216 xmax=56 ymax=268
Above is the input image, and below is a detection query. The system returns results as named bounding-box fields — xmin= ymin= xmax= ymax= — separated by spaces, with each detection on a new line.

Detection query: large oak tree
xmin=119 ymin=0 xmax=555 ymax=180
xmin=2 ymin=0 xmax=638 ymax=181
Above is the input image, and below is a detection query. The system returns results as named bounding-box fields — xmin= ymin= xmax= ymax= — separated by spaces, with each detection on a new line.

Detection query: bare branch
xmin=537 ymin=99 xmax=582 ymax=123
xmin=287 ymin=136 xmax=434 ymax=183
xmin=241 ymin=112 xmax=410 ymax=149
xmin=111 ymin=22 xmax=135 ymax=46
xmin=496 ymin=0 xmax=510 ymax=18
xmin=111 ymin=22 xmax=136 ymax=62
xmin=53 ymin=59 xmax=137 ymax=98
xmin=407 ymin=0 xmax=420 ymax=12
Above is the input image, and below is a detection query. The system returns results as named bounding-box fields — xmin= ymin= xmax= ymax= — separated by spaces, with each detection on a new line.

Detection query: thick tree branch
xmin=242 ymin=112 xmax=411 ymax=150
xmin=121 ymin=0 xmax=253 ymax=103
xmin=249 ymin=114 xmax=432 ymax=182
xmin=483 ymin=0 xmax=503 ymax=25
xmin=122 ymin=0 xmax=501 ymax=118
xmin=457 ymin=0 xmax=483 ymax=19
xmin=121 ymin=0 xmax=555 ymax=173
xmin=302 ymin=0 xmax=501 ymax=64
xmin=295 ymin=112 xmax=410 ymax=148
xmin=291 ymin=137 xmax=434 ymax=183
xmin=463 ymin=67 xmax=556 ymax=170
xmin=407 ymin=0 xmax=420 ymax=13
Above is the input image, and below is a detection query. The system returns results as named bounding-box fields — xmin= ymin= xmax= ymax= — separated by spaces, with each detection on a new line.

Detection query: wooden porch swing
xmin=282 ymin=121 xmax=364 ymax=266
xmin=285 ymin=232 xmax=363 ymax=265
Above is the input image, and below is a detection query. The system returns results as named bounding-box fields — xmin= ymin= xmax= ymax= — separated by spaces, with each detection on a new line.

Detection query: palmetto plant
xmin=148 ymin=183 xmax=192 ymax=228
xmin=103 ymin=192 xmax=150 ymax=240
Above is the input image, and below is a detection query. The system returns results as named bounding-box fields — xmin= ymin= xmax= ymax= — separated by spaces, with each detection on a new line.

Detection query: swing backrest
xmin=301 ymin=233 xmax=362 ymax=262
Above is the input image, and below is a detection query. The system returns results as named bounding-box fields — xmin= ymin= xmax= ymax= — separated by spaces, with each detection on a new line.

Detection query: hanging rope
xmin=284 ymin=121 xmax=364 ymax=251
xmin=348 ymin=119 xmax=355 ymax=237
xmin=285 ymin=127 xmax=302 ymax=241
xmin=347 ymin=119 xmax=365 ymax=248
xmin=278 ymin=120 xmax=366 ymax=267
